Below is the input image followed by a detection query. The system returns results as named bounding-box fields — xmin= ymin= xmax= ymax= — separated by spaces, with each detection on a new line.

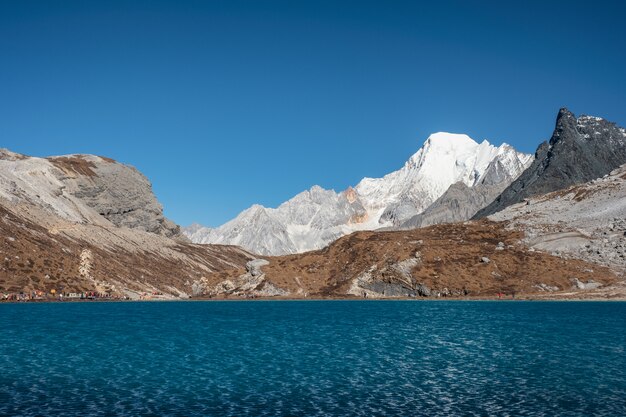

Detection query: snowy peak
xmin=356 ymin=132 xmax=530 ymax=226
xmin=406 ymin=133 xmax=481 ymax=174
xmin=185 ymin=130 xmax=532 ymax=255
xmin=400 ymin=132 xmax=517 ymax=188
xmin=424 ymin=132 xmax=477 ymax=147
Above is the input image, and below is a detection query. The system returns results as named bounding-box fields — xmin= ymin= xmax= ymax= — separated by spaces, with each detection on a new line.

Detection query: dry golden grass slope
xmin=200 ymin=220 xmax=622 ymax=300
xmin=0 ymin=201 xmax=254 ymax=299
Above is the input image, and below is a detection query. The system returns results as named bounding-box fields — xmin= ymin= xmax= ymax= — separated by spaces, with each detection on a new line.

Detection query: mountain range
xmin=1 ymin=107 xmax=625 ymax=300
xmin=195 ymin=157 xmax=626 ymax=300
xmin=184 ymin=133 xmax=532 ymax=255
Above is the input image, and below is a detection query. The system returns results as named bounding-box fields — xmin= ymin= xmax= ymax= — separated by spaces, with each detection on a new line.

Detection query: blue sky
xmin=1 ymin=0 xmax=625 ymax=226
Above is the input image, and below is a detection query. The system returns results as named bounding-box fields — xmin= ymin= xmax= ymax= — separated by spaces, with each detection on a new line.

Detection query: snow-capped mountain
xmin=400 ymin=142 xmax=536 ymax=228
xmin=186 ymin=186 xmax=372 ymax=256
xmin=355 ymin=133 xmax=532 ymax=225
xmin=184 ymin=133 xmax=532 ymax=255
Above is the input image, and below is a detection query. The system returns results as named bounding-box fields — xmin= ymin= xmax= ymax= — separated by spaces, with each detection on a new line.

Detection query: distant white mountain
xmin=184 ymin=133 xmax=532 ymax=255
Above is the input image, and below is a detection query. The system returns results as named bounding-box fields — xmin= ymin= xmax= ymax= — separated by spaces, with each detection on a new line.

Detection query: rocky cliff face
xmin=475 ymin=108 xmax=626 ymax=218
xmin=48 ymin=155 xmax=181 ymax=237
xmin=0 ymin=150 xmax=180 ymax=237
xmin=185 ymin=133 xmax=531 ymax=255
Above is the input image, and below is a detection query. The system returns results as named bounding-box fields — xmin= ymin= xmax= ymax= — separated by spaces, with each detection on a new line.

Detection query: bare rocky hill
xmin=0 ymin=149 xmax=254 ymax=299
xmin=0 ymin=202 xmax=253 ymax=299
xmin=489 ymin=164 xmax=626 ymax=275
xmin=197 ymin=221 xmax=621 ymax=300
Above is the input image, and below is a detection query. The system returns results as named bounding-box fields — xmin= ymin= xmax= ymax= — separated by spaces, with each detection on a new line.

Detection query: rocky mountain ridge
xmin=2 ymin=107 xmax=624 ymax=300
xmin=475 ymin=108 xmax=626 ymax=217
xmin=185 ymin=133 xmax=531 ymax=255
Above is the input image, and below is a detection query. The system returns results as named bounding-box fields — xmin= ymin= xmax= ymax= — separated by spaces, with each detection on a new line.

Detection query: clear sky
xmin=1 ymin=0 xmax=625 ymax=226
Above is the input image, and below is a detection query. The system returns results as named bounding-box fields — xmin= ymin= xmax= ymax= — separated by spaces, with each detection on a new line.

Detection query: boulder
xmin=246 ymin=259 xmax=270 ymax=277
xmin=416 ymin=283 xmax=431 ymax=297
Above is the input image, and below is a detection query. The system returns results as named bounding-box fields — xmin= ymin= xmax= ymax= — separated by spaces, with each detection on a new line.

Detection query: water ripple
xmin=0 ymin=300 xmax=624 ymax=416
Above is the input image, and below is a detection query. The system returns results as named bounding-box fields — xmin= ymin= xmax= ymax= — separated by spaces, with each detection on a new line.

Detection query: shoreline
xmin=2 ymin=295 xmax=626 ymax=304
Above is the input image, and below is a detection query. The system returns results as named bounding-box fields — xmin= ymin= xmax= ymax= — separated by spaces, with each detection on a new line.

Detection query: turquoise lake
xmin=1 ymin=300 xmax=625 ymax=416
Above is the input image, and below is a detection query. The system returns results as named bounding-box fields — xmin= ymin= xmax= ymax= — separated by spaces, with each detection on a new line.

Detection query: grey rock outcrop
xmin=571 ymin=278 xmax=602 ymax=290
xmin=360 ymin=281 xmax=417 ymax=297
xmin=48 ymin=155 xmax=181 ymax=238
xmin=208 ymin=258 xmax=287 ymax=298
xmin=0 ymin=150 xmax=181 ymax=238
xmin=475 ymin=108 xmax=626 ymax=218
xmin=416 ymin=283 xmax=431 ymax=297
xmin=246 ymin=259 xmax=270 ymax=277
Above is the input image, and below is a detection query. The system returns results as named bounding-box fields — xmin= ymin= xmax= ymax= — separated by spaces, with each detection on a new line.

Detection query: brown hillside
xmin=0 ymin=204 xmax=253 ymax=298
xmin=203 ymin=220 xmax=619 ymax=299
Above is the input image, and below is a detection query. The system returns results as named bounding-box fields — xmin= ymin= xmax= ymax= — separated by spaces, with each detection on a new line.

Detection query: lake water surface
xmin=1 ymin=300 xmax=624 ymax=416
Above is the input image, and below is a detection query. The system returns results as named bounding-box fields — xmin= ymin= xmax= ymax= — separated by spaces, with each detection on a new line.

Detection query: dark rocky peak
xmin=474 ymin=108 xmax=626 ymax=218
xmin=550 ymin=108 xmax=625 ymax=147
xmin=551 ymin=107 xmax=578 ymax=145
